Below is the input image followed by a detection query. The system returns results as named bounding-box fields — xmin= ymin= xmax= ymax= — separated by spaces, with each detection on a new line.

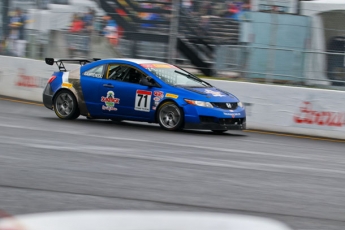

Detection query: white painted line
xmin=0 ymin=125 xmax=313 ymax=161
xmin=0 ymin=134 xmax=345 ymax=177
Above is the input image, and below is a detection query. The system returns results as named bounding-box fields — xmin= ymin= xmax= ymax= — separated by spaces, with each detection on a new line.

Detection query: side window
xmin=106 ymin=65 xmax=146 ymax=84
xmin=83 ymin=65 xmax=105 ymax=78
xmin=122 ymin=67 xmax=146 ymax=84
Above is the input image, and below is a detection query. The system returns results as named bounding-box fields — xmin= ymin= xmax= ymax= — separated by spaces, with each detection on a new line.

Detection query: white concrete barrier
xmin=209 ymin=80 xmax=345 ymax=139
xmin=0 ymin=56 xmax=344 ymax=139
xmin=0 ymin=56 xmax=77 ymax=102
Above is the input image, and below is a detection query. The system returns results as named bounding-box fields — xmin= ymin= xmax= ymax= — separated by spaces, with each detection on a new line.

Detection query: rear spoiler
xmin=45 ymin=58 xmax=101 ymax=72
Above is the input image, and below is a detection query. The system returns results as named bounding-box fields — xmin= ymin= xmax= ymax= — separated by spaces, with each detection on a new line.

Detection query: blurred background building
xmin=1 ymin=0 xmax=345 ymax=90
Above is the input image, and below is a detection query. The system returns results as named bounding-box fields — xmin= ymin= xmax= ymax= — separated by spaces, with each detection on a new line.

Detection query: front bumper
xmin=184 ymin=117 xmax=246 ymax=130
xmin=182 ymin=104 xmax=246 ymax=130
xmin=43 ymin=84 xmax=54 ymax=110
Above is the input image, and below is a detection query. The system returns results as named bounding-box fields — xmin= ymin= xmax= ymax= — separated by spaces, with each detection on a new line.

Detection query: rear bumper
xmin=43 ymin=84 xmax=54 ymax=110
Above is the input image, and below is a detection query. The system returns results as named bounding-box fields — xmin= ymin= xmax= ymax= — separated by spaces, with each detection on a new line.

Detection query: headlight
xmin=237 ymin=101 xmax=244 ymax=108
xmin=184 ymin=99 xmax=213 ymax=108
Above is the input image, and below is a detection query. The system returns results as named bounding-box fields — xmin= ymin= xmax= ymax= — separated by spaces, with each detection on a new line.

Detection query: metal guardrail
xmin=116 ymin=39 xmax=345 ymax=89
xmin=214 ymin=45 xmax=345 ymax=88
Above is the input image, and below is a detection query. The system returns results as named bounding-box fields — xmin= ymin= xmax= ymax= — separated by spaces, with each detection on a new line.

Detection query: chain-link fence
xmin=1 ymin=0 xmax=345 ymax=90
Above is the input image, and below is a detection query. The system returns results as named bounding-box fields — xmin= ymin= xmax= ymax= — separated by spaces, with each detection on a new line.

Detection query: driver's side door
xmin=98 ymin=64 xmax=158 ymax=120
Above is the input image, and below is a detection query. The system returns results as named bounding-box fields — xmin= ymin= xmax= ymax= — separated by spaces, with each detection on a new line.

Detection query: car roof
xmin=80 ymin=58 xmax=172 ymax=72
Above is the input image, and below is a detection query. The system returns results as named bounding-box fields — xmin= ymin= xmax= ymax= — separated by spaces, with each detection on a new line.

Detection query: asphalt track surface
xmin=0 ymin=98 xmax=345 ymax=230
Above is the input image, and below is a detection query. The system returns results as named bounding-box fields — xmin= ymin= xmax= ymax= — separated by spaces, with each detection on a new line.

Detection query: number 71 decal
xmin=135 ymin=90 xmax=152 ymax=112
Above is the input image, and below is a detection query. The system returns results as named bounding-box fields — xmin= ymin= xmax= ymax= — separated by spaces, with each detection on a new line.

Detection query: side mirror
xmin=140 ymin=77 xmax=155 ymax=87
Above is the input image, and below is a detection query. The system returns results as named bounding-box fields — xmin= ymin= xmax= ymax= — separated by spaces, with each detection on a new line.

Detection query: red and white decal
xmin=141 ymin=63 xmax=177 ymax=69
xmin=293 ymin=101 xmax=345 ymax=127
xmin=15 ymin=68 xmax=48 ymax=88
xmin=153 ymin=96 xmax=161 ymax=102
xmin=154 ymin=90 xmax=164 ymax=98
xmin=135 ymin=90 xmax=152 ymax=112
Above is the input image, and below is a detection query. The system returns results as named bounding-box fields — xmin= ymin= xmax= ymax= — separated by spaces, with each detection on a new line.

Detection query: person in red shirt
xmin=70 ymin=14 xmax=84 ymax=33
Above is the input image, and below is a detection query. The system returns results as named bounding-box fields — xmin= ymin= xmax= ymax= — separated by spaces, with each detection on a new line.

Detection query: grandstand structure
xmin=98 ymin=0 xmax=241 ymax=75
xmin=1 ymin=0 xmax=242 ymax=76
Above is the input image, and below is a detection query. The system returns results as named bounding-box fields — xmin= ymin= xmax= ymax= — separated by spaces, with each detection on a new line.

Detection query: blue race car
xmin=43 ymin=58 xmax=246 ymax=133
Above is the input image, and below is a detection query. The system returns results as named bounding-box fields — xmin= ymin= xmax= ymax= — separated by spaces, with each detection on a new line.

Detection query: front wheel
xmin=53 ymin=90 xmax=80 ymax=120
xmin=157 ymin=101 xmax=184 ymax=131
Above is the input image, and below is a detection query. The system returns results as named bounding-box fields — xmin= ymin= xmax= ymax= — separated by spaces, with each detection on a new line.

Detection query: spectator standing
xmin=103 ymin=16 xmax=118 ymax=46
xmin=83 ymin=8 xmax=95 ymax=33
xmin=8 ymin=8 xmax=28 ymax=57
xmin=182 ymin=0 xmax=193 ymax=13
xmin=68 ymin=14 xmax=85 ymax=58
xmin=93 ymin=16 xmax=103 ymax=36
xmin=70 ymin=14 xmax=84 ymax=33
xmin=200 ymin=1 xmax=213 ymax=16
xmin=227 ymin=2 xmax=239 ymax=19
xmin=200 ymin=16 xmax=210 ymax=31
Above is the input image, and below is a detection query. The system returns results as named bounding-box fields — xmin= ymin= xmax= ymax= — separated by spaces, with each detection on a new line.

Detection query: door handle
xmin=103 ymin=84 xmax=114 ymax=88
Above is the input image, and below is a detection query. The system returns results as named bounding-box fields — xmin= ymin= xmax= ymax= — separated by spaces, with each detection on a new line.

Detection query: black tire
xmin=110 ymin=118 xmax=122 ymax=122
xmin=157 ymin=101 xmax=184 ymax=131
xmin=53 ymin=90 xmax=80 ymax=120
xmin=212 ymin=130 xmax=227 ymax=134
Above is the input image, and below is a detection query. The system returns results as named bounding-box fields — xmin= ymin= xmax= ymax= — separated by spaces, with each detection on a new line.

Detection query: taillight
xmin=47 ymin=76 xmax=56 ymax=84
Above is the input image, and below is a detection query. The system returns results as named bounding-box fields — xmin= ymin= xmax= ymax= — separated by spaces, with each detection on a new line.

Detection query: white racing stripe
xmin=62 ymin=72 xmax=69 ymax=82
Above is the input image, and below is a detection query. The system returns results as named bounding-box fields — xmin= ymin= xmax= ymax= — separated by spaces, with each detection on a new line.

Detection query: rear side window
xmin=83 ymin=65 xmax=105 ymax=78
xmin=107 ymin=64 xmax=126 ymax=80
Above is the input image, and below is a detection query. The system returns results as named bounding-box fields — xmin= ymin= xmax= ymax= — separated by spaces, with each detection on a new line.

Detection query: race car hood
xmin=176 ymin=87 xmax=239 ymax=102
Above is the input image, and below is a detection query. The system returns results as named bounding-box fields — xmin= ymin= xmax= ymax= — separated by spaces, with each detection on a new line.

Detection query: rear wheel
xmin=212 ymin=130 xmax=227 ymax=134
xmin=157 ymin=101 xmax=183 ymax=131
xmin=54 ymin=90 xmax=80 ymax=120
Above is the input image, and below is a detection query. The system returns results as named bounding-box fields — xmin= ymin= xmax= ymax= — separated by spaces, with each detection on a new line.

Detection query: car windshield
xmin=141 ymin=63 xmax=211 ymax=88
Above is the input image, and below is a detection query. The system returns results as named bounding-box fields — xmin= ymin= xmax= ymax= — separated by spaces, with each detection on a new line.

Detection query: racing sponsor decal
xmin=224 ymin=112 xmax=241 ymax=118
xmin=141 ymin=64 xmax=176 ymax=69
xmin=101 ymin=91 xmax=120 ymax=111
xmin=204 ymin=89 xmax=226 ymax=97
xmin=152 ymin=106 xmax=157 ymax=110
xmin=62 ymin=82 xmax=73 ymax=88
xmin=154 ymin=101 xmax=160 ymax=106
xmin=165 ymin=93 xmax=179 ymax=99
xmin=15 ymin=68 xmax=47 ymax=88
xmin=84 ymin=72 xmax=102 ymax=78
xmin=293 ymin=101 xmax=345 ymax=127
xmin=154 ymin=90 xmax=164 ymax=98
xmin=135 ymin=90 xmax=152 ymax=112
xmin=153 ymin=97 xmax=161 ymax=102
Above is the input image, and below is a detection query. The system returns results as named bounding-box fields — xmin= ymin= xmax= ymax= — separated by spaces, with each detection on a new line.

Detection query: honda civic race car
xmin=43 ymin=58 xmax=246 ymax=133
